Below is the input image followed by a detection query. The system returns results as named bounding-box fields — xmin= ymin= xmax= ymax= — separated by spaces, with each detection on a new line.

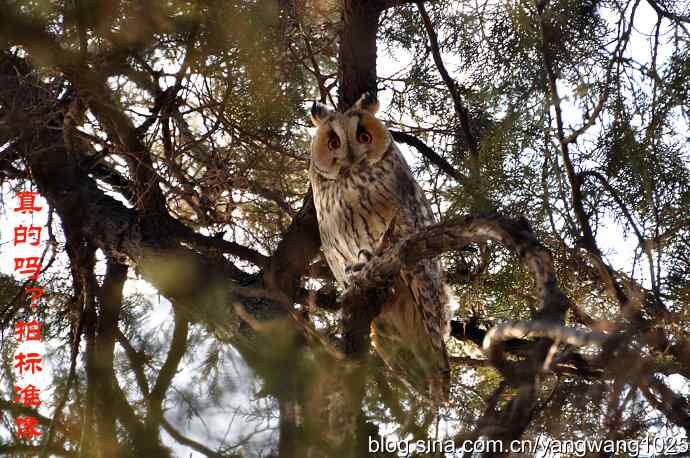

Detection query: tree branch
xmin=390 ymin=129 xmax=465 ymax=182
xmin=416 ymin=1 xmax=478 ymax=156
xmin=147 ymin=308 xmax=190 ymax=433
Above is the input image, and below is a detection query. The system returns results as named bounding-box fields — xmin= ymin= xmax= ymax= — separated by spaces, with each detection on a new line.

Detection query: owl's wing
xmin=398 ymin=259 xmax=451 ymax=394
xmin=386 ymin=148 xmax=451 ymax=400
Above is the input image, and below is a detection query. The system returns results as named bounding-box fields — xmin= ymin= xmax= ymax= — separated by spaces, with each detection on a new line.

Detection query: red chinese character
xmin=14 ymin=352 xmax=42 ymax=375
xmin=15 ymin=321 xmax=42 ymax=342
xmin=14 ymin=225 xmax=42 ymax=246
xmin=14 ymin=257 xmax=41 ymax=280
xmin=14 ymin=384 xmax=42 ymax=407
xmin=14 ymin=192 xmax=43 ymax=214
xmin=24 ymin=287 xmax=44 ymax=307
xmin=15 ymin=416 xmax=42 ymax=439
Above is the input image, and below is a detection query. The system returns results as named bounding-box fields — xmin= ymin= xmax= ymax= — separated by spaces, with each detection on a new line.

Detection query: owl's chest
xmin=312 ymin=164 xmax=397 ymax=280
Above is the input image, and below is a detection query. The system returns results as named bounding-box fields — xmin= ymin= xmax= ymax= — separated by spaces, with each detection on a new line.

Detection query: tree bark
xmin=338 ymin=0 xmax=384 ymax=109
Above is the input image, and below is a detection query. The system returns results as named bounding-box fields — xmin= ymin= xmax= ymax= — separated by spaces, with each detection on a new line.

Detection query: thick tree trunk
xmin=338 ymin=0 xmax=384 ymax=109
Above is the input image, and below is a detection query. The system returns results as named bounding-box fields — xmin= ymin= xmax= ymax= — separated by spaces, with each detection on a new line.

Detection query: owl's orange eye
xmin=328 ymin=136 xmax=340 ymax=150
xmin=357 ymin=131 xmax=372 ymax=144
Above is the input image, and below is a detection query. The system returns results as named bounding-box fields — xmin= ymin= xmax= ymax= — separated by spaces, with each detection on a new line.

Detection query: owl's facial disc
xmin=311 ymin=120 xmax=349 ymax=179
xmin=310 ymin=96 xmax=391 ymax=180
xmin=350 ymin=110 xmax=390 ymax=165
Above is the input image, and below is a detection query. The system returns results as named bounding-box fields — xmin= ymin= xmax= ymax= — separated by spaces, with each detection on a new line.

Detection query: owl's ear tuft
xmin=311 ymin=101 xmax=333 ymax=126
xmin=355 ymin=91 xmax=379 ymax=114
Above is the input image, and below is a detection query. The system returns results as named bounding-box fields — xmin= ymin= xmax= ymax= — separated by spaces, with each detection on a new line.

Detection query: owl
xmin=309 ymin=92 xmax=451 ymax=402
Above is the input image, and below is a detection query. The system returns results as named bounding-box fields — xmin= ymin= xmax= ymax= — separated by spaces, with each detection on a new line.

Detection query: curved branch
xmin=343 ymin=214 xmax=569 ymax=321
xmin=337 ymin=213 xmax=572 ymax=372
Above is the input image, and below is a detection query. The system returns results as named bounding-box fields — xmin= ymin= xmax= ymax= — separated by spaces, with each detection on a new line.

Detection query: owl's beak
xmin=345 ymin=144 xmax=356 ymax=165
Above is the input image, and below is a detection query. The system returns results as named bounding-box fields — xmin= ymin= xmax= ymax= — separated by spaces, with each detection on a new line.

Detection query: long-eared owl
xmin=309 ymin=93 xmax=451 ymax=401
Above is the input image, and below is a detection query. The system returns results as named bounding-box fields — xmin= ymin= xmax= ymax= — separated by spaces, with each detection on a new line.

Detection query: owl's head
xmin=310 ymin=92 xmax=391 ymax=180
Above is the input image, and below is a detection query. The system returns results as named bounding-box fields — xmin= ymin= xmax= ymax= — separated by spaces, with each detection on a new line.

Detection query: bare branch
xmin=390 ymin=129 xmax=465 ymax=182
xmin=416 ymin=2 xmax=479 ymax=157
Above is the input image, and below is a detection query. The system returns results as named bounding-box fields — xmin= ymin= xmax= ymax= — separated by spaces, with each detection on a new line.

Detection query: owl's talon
xmin=357 ymin=249 xmax=373 ymax=263
xmin=345 ymin=262 xmax=365 ymax=275
xmin=345 ymin=249 xmax=373 ymax=281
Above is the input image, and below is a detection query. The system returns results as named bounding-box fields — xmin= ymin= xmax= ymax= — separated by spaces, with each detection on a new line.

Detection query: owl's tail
xmin=371 ymin=278 xmax=452 ymax=405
